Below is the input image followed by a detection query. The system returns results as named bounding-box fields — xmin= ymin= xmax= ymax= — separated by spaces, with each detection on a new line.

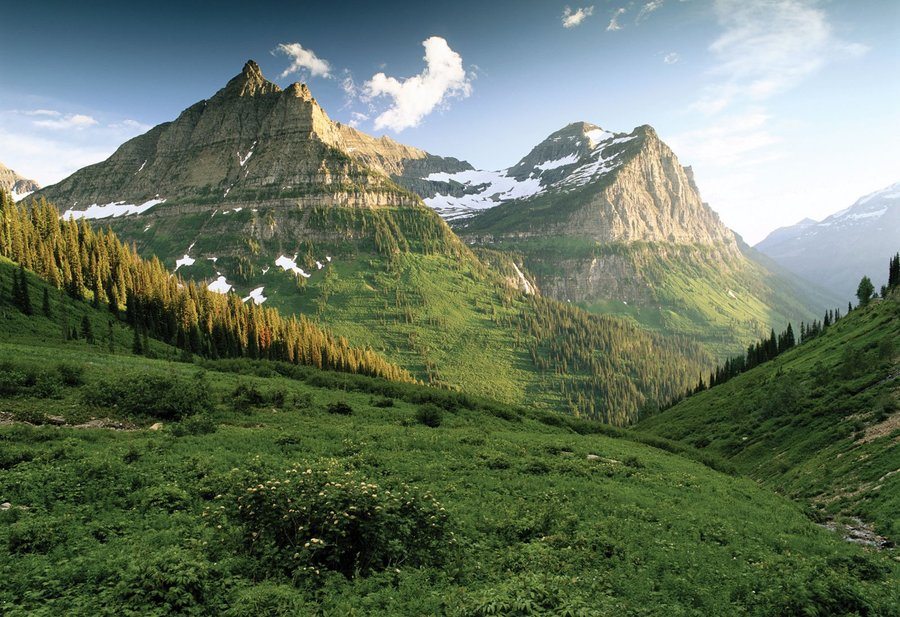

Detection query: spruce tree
xmin=17 ymin=264 xmax=32 ymax=315
xmin=132 ymin=327 xmax=143 ymax=355
xmin=42 ymin=288 xmax=51 ymax=318
xmin=80 ymin=315 xmax=94 ymax=343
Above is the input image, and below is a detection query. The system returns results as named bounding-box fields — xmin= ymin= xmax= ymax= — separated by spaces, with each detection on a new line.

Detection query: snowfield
xmin=62 ymin=198 xmax=165 ymax=220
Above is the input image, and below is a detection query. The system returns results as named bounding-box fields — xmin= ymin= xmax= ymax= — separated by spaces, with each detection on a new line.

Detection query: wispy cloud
xmin=274 ymin=42 xmax=331 ymax=79
xmin=663 ymin=52 xmax=680 ymax=64
xmin=606 ymin=7 xmax=626 ymax=31
xmin=347 ymin=112 xmax=369 ymax=128
xmin=636 ymin=0 xmax=665 ymax=23
xmin=562 ymin=5 xmax=595 ymax=28
xmin=693 ymin=0 xmax=868 ymax=114
xmin=363 ymin=36 xmax=472 ymax=132
xmin=669 ymin=110 xmax=782 ymax=167
xmin=32 ymin=113 xmax=98 ymax=130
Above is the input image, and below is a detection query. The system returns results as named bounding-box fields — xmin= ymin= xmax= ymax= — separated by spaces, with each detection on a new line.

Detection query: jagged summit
xmin=35 ymin=61 xmax=469 ymax=213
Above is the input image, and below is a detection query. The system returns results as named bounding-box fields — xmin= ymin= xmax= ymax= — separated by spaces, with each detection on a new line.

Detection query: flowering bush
xmin=229 ymin=461 xmax=452 ymax=579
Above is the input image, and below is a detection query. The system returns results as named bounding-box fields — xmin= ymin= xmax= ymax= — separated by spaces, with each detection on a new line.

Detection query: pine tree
xmin=17 ymin=264 xmax=32 ymax=315
xmin=132 ymin=327 xmax=143 ymax=355
xmin=42 ymin=288 xmax=51 ymax=318
xmin=888 ymin=253 xmax=899 ymax=289
xmin=80 ymin=315 xmax=94 ymax=343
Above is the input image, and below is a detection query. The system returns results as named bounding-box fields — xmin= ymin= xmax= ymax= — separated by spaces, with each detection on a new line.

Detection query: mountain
xmin=30 ymin=62 xmax=708 ymax=425
xmin=638 ymin=283 xmax=900 ymax=541
xmin=0 ymin=162 xmax=39 ymax=202
xmin=756 ymin=182 xmax=900 ymax=298
xmin=1 ymin=253 xmax=896 ymax=614
xmin=412 ymin=122 xmax=838 ymax=358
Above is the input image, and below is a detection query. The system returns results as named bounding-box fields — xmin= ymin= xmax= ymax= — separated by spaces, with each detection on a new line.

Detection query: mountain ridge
xmin=756 ymin=182 xmax=900 ymax=297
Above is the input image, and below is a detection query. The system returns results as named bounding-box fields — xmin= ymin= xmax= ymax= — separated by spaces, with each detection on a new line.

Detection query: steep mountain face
xmin=37 ymin=61 xmax=469 ymax=213
xmin=0 ymin=161 xmax=40 ymax=201
xmin=756 ymin=183 xmax=900 ymax=298
xmin=409 ymin=122 xmax=836 ymax=358
xmin=30 ymin=61 xmax=708 ymax=425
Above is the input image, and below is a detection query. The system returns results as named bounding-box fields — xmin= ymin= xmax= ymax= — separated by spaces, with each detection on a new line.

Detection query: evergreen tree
xmin=80 ymin=315 xmax=94 ymax=343
xmin=889 ymin=253 xmax=900 ymax=288
xmin=16 ymin=264 xmax=32 ymax=315
xmin=42 ymin=288 xmax=51 ymax=318
xmin=132 ymin=327 xmax=143 ymax=355
xmin=856 ymin=276 xmax=875 ymax=307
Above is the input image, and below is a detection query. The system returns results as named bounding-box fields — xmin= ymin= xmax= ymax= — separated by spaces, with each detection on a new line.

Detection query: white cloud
xmin=562 ymin=6 xmax=594 ymax=28
xmin=274 ymin=42 xmax=331 ymax=79
xmin=606 ymin=7 xmax=626 ymax=31
xmin=347 ymin=112 xmax=369 ymax=128
xmin=108 ymin=118 xmax=151 ymax=132
xmin=24 ymin=109 xmax=61 ymax=117
xmin=363 ymin=37 xmax=472 ymax=132
xmin=694 ymin=0 xmax=868 ymax=114
xmin=32 ymin=113 xmax=98 ymax=130
xmin=636 ymin=1 xmax=665 ymax=23
xmin=663 ymin=52 xmax=680 ymax=64
xmin=668 ymin=110 xmax=782 ymax=167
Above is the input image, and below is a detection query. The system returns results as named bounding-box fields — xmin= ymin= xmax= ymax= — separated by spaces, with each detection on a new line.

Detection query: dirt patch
xmin=818 ymin=517 xmax=895 ymax=550
xmin=857 ymin=411 xmax=900 ymax=444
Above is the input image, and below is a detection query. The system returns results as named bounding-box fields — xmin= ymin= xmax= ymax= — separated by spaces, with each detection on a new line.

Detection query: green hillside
xmin=91 ymin=200 xmax=711 ymax=425
xmin=454 ymin=237 xmax=837 ymax=361
xmin=1 ymin=259 xmax=897 ymax=615
xmin=638 ymin=289 xmax=900 ymax=539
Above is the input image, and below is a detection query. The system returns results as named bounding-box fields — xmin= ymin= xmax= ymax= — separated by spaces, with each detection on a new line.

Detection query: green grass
xmin=637 ymin=293 xmax=900 ymax=540
xmin=0 ymin=263 xmax=897 ymax=615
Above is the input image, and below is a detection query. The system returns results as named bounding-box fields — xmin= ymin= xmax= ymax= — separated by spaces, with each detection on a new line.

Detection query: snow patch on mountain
xmin=62 ymin=198 xmax=165 ymax=220
xmin=275 ymin=254 xmax=311 ymax=278
xmin=242 ymin=286 xmax=267 ymax=305
xmin=208 ymin=276 xmax=232 ymax=294
xmin=175 ymin=255 xmax=195 ymax=271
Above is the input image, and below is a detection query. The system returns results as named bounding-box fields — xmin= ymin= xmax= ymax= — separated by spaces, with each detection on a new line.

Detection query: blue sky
xmin=1 ymin=0 xmax=897 ymax=243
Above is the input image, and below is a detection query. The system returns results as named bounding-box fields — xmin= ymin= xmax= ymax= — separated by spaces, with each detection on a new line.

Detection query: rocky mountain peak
xmin=221 ymin=59 xmax=281 ymax=98
xmin=0 ymin=161 xmax=40 ymax=202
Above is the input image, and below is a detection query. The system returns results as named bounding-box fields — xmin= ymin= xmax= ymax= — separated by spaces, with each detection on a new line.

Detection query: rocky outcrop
xmin=0 ymin=162 xmax=40 ymax=201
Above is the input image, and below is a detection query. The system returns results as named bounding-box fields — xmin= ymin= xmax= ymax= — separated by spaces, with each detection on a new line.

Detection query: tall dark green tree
xmin=889 ymin=253 xmax=899 ymax=289
xmin=42 ymin=288 xmax=51 ymax=318
xmin=856 ymin=276 xmax=875 ymax=307
xmin=80 ymin=315 xmax=94 ymax=343
xmin=15 ymin=264 xmax=32 ymax=315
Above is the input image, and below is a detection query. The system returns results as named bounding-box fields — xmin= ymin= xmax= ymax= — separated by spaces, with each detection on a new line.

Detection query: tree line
xmin=0 ymin=191 xmax=413 ymax=383
xmin=663 ymin=252 xmax=900 ymax=410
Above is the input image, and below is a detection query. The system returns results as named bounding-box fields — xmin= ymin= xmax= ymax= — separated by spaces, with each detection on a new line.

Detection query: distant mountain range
xmin=0 ymin=161 xmax=40 ymax=201
xmin=756 ymin=183 xmax=900 ymax=298
xmin=28 ymin=60 xmax=836 ymax=418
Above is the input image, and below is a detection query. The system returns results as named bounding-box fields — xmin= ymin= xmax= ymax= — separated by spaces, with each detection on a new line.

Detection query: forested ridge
xmin=0 ymin=191 xmax=412 ymax=382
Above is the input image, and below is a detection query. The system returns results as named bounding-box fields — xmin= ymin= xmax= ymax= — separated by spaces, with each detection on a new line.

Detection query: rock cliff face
xmin=417 ymin=122 xmax=834 ymax=357
xmin=37 ymin=61 xmax=468 ymax=212
xmin=0 ymin=162 xmax=40 ymax=201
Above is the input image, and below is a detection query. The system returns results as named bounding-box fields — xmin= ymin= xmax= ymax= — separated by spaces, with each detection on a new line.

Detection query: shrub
xmin=415 ymin=403 xmax=443 ymax=427
xmin=326 ymin=401 xmax=353 ymax=416
xmin=0 ymin=366 xmax=26 ymax=395
xmin=521 ymin=459 xmax=551 ymax=475
xmin=231 ymin=382 xmax=266 ymax=412
xmin=171 ymin=413 xmax=217 ymax=437
xmin=82 ymin=372 xmax=212 ymax=420
xmin=225 ymin=583 xmax=310 ymax=617
xmin=7 ymin=516 xmax=67 ymax=554
xmin=371 ymin=397 xmax=394 ymax=408
xmin=229 ymin=462 xmax=452 ymax=579
xmin=116 ymin=548 xmax=212 ymax=614
xmin=55 ymin=362 xmax=85 ymax=386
